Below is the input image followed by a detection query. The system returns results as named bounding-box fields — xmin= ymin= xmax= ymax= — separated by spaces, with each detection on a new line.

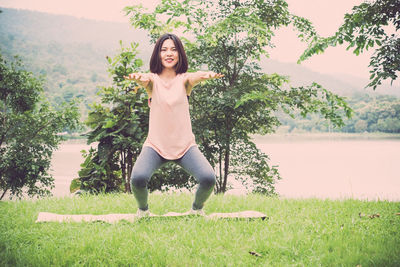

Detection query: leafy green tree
xmin=354 ymin=120 xmax=368 ymax=132
xmin=299 ymin=0 xmax=400 ymax=89
xmin=277 ymin=93 xmax=400 ymax=134
xmin=125 ymin=0 xmax=352 ymax=194
xmin=0 ymin=54 xmax=80 ymax=200
xmin=73 ymin=42 xmax=148 ymax=193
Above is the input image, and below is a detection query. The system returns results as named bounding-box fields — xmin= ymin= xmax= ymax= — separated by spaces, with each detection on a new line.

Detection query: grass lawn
xmin=1 ymin=193 xmax=399 ymax=266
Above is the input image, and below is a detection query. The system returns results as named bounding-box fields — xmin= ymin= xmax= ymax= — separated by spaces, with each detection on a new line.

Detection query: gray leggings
xmin=130 ymin=146 xmax=216 ymax=211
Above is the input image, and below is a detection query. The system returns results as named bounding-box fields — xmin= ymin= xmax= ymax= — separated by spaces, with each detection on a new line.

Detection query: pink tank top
xmin=143 ymin=73 xmax=197 ymax=159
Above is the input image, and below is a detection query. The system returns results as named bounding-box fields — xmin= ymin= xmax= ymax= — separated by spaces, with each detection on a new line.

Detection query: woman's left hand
xmin=200 ymin=71 xmax=224 ymax=80
xmin=186 ymin=71 xmax=224 ymax=93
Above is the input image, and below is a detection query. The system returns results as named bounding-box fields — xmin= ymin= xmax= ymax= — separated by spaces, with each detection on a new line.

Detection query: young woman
xmin=125 ymin=33 xmax=223 ymax=217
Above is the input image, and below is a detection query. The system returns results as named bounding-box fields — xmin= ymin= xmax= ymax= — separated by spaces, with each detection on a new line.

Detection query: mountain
xmin=0 ymin=7 xmax=398 ymax=112
xmin=332 ymin=72 xmax=400 ymax=96
xmin=0 ymin=7 xmax=152 ymax=117
xmin=260 ymin=58 xmax=400 ymax=97
xmin=0 ymin=8 xmax=150 ymax=53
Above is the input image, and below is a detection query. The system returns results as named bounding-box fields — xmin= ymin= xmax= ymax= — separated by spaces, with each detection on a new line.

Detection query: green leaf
xmin=354 ymin=47 xmax=360 ymax=56
xmin=104 ymin=119 xmax=116 ymax=128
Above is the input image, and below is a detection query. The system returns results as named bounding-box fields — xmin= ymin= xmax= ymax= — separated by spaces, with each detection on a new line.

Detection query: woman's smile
xmin=160 ymin=39 xmax=179 ymax=68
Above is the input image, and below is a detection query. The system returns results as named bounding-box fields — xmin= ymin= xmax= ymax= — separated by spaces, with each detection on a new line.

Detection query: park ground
xmin=1 ymin=193 xmax=399 ymax=266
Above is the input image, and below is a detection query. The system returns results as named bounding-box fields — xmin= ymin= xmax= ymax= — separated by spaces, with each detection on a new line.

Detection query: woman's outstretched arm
xmin=124 ymin=73 xmax=154 ymax=96
xmin=185 ymin=71 xmax=224 ymax=95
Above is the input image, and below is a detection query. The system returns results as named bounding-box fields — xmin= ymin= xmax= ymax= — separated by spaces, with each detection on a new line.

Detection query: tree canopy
xmin=299 ymin=0 xmax=400 ymax=89
xmin=0 ymin=54 xmax=80 ymax=200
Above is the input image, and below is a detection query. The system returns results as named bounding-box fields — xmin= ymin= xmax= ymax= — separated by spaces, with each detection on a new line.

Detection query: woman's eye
xmin=160 ymin=48 xmax=176 ymax=52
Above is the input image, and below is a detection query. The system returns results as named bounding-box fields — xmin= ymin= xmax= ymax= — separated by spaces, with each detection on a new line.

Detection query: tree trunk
xmin=126 ymin=150 xmax=133 ymax=193
xmin=0 ymin=188 xmax=8 ymax=200
xmin=221 ymin=114 xmax=233 ymax=193
xmin=120 ymin=150 xmax=128 ymax=192
xmin=217 ymin=146 xmax=223 ymax=193
xmin=222 ymin=141 xmax=230 ymax=193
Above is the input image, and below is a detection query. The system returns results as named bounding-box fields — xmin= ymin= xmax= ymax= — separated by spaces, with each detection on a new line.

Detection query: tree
xmin=72 ymin=42 xmax=148 ymax=194
xmin=354 ymin=120 xmax=368 ymax=132
xmin=125 ymin=0 xmax=352 ymax=194
xmin=299 ymin=0 xmax=400 ymax=89
xmin=0 ymin=54 xmax=80 ymax=200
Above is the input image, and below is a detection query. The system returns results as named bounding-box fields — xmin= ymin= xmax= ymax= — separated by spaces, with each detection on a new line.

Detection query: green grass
xmin=1 ymin=193 xmax=399 ymax=266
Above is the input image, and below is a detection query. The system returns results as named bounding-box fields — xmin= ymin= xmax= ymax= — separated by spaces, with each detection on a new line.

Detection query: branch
xmin=221 ymin=42 xmax=233 ymax=81
xmin=29 ymin=118 xmax=57 ymax=142
xmin=191 ymin=96 xmax=221 ymax=148
xmin=228 ymin=31 xmax=251 ymax=86
xmin=0 ymin=95 xmax=9 ymax=146
xmin=231 ymin=30 xmax=238 ymax=86
xmin=230 ymin=42 xmax=255 ymax=86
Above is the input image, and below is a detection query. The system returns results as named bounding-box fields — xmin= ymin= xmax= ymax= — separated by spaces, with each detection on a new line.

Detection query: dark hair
xmin=150 ymin=33 xmax=188 ymax=74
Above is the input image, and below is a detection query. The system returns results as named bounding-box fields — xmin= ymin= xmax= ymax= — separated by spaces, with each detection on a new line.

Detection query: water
xmin=49 ymin=137 xmax=400 ymax=201
xmin=256 ymin=138 xmax=400 ymax=201
xmin=50 ymin=142 xmax=96 ymax=197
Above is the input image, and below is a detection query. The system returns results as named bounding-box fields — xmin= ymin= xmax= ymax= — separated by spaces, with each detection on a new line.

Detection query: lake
xmin=50 ymin=135 xmax=400 ymax=201
xmin=254 ymin=135 xmax=400 ymax=201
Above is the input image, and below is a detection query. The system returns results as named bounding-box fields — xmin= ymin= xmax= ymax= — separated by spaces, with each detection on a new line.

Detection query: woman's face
xmin=160 ymin=39 xmax=179 ymax=69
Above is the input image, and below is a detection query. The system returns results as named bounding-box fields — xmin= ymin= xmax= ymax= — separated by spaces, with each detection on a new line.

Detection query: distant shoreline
xmin=61 ymin=132 xmax=400 ymax=145
xmin=251 ymin=132 xmax=400 ymax=143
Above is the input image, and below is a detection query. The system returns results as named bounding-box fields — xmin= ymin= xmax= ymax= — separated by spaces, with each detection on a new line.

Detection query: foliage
xmin=0 ymin=54 xmax=80 ymax=200
xmin=73 ymin=147 xmax=122 ymax=194
xmin=277 ymin=93 xmax=400 ymax=133
xmin=343 ymin=94 xmax=400 ymax=133
xmin=149 ymin=163 xmax=197 ymax=192
xmin=73 ymin=42 xmax=148 ymax=194
xmin=299 ymin=0 xmax=400 ymax=89
xmin=230 ymin=139 xmax=280 ymax=195
xmin=125 ymin=0 xmax=352 ymax=194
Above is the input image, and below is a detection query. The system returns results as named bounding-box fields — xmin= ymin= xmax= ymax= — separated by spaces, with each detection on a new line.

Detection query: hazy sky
xmin=0 ymin=0 xmax=374 ymax=79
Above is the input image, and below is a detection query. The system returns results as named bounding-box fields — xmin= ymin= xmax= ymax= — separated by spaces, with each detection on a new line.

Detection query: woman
xmin=125 ymin=33 xmax=223 ymax=217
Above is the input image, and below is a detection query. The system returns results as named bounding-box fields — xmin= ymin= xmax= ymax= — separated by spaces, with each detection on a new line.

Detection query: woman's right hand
xmin=124 ymin=73 xmax=153 ymax=88
xmin=124 ymin=73 xmax=151 ymax=82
